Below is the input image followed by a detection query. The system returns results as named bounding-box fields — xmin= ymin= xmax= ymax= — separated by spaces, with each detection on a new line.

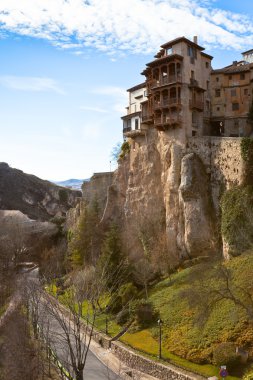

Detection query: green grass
xmin=47 ymin=253 xmax=253 ymax=379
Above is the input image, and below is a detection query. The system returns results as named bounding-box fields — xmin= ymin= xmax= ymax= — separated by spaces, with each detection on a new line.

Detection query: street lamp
xmin=157 ymin=318 xmax=163 ymax=359
xmin=105 ymin=305 xmax=109 ymax=335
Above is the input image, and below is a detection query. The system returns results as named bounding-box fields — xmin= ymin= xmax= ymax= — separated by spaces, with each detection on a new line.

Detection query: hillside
xmin=54 ymin=178 xmax=88 ymax=190
xmin=0 ymin=163 xmax=81 ymax=221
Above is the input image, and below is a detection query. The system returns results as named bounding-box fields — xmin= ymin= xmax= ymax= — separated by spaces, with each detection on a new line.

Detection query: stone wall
xmin=89 ymin=327 xmax=205 ymax=380
xmin=186 ymin=137 xmax=244 ymax=212
xmin=110 ymin=341 xmax=205 ymax=380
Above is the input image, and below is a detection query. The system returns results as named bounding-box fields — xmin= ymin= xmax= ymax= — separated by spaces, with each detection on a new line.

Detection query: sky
xmin=0 ymin=0 xmax=253 ymax=180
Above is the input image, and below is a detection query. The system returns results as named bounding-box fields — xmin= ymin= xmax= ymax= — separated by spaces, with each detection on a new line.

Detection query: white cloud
xmin=80 ymin=105 xmax=109 ymax=113
xmin=0 ymin=0 xmax=253 ymax=54
xmin=0 ymin=75 xmax=65 ymax=94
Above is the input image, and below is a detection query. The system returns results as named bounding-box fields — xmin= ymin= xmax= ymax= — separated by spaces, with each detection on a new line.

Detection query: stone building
xmin=121 ymin=36 xmax=253 ymax=140
xmin=121 ymin=82 xmax=148 ymax=139
xmin=211 ymin=52 xmax=253 ymax=137
xmin=122 ymin=36 xmax=213 ymax=142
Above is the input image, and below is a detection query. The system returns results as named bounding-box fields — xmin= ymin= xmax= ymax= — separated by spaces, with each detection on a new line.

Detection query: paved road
xmin=38 ymin=296 xmax=120 ymax=380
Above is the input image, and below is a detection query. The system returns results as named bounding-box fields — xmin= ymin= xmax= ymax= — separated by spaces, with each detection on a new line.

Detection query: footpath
xmin=53 ymin=296 xmax=205 ymax=380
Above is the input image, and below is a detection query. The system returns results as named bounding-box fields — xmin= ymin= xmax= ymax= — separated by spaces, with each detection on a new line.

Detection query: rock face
xmin=0 ymin=163 xmax=82 ymax=221
xmin=0 ymin=210 xmax=59 ymax=260
xmin=178 ymin=153 xmax=217 ymax=258
xmin=70 ymin=134 xmax=244 ymax=261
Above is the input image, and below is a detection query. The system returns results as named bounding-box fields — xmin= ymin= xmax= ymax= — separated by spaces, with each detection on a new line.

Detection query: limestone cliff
xmin=69 ymin=133 xmax=244 ymax=261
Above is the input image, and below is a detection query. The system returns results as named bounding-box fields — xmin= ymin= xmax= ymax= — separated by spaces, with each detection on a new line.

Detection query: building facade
xmin=121 ymin=83 xmax=148 ymax=139
xmin=211 ymin=53 xmax=253 ymax=137
xmin=121 ymin=36 xmax=253 ymax=141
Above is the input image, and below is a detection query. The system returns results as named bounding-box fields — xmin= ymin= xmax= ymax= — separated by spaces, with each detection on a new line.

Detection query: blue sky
xmin=0 ymin=0 xmax=253 ymax=180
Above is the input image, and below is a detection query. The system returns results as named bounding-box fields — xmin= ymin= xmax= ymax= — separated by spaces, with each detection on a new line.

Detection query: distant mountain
xmin=54 ymin=179 xmax=89 ymax=190
xmin=0 ymin=163 xmax=82 ymax=221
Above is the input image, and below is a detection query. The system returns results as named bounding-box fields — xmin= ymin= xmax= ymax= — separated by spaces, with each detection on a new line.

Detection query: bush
xmin=119 ymin=141 xmax=130 ymax=159
xmin=131 ymin=299 xmax=159 ymax=328
xmin=213 ymin=342 xmax=240 ymax=370
xmin=116 ymin=308 xmax=130 ymax=325
xmin=118 ymin=282 xmax=138 ymax=306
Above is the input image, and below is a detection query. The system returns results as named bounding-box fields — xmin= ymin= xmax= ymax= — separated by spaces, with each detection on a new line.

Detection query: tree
xmin=27 ymin=259 xmax=126 ymax=380
xmin=68 ymin=200 xmax=104 ymax=268
xmin=181 ymin=256 xmax=253 ymax=326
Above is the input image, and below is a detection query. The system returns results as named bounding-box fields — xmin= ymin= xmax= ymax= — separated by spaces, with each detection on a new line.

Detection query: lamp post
xmin=157 ymin=318 xmax=163 ymax=359
xmin=105 ymin=305 xmax=109 ymax=335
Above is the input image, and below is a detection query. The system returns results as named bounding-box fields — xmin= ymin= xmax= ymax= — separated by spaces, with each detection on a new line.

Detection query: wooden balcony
xmin=189 ymin=99 xmax=204 ymax=111
xmin=150 ymin=74 xmax=182 ymax=89
xmin=154 ymin=115 xmax=182 ymax=128
xmin=141 ymin=114 xmax=153 ymax=123
xmin=154 ymin=98 xmax=181 ymax=109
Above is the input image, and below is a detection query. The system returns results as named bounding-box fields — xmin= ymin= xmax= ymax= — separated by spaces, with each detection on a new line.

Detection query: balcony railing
xmin=189 ymin=99 xmax=204 ymax=110
xmin=154 ymin=115 xmax=182 ymax=126
xmin=154 ymin=98 xmax=181 ymax=109
xmin=123 ymin=127 xmax=131 ymax=133
xmin=150 ymin=74 xmax=182 ymax=89
xmin=142 ymin=114 xmax=153 ymax=122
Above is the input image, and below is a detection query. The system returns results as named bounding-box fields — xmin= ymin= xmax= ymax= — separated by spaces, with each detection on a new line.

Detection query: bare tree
xmin=26 ymin=260 xmax=126 ymax=380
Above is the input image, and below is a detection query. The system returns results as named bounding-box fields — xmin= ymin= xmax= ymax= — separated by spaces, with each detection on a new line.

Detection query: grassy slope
xmin=48 ymin=253 xmax=253 ymax=379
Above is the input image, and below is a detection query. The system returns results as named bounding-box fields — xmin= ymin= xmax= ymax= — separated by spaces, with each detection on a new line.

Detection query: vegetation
xmin=221 ymin=185 xmax=253 ymax=254
xmin=240 ymin=137 xmax=253 ymax=185
xmin=119 ymin=141 xmax=130 ymax=159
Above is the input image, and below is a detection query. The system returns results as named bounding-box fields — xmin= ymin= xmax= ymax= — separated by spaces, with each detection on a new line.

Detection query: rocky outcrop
xmin=0 ymin=163 xmax=81 ymax=221
xmin=100 ymin=134 xmax=221 ymax=261
xmin=178 ymin=153 xmax=217 ymax=258
xmin=70 ymin=133 xmax=243 ymax=261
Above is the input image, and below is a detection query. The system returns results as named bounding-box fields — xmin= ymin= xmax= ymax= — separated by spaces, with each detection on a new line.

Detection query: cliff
xmin=101 ymin=133 xmax=245 ymax=260
xmin=0 ymin=163 xmax=82 ymax=221
xmin=67 ymin=132 xmax=245 ymax=261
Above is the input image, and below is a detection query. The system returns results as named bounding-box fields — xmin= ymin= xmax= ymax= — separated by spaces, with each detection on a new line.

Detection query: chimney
xmin=193 ymin=36 xmax=198 ymax=44
xmin=233 ymin=61 xmax=238 ymax=66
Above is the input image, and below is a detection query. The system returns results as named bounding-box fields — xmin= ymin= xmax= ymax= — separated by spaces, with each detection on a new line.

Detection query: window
xmin=216 ymin=77 xmax=219 ymax=82
xmin=232 ymin=103 xmax=239 ymax=111
xmin=191 ymin=70 xmax=195 ymax=79
xmin=135 ymin=118 xmax=139 ymax=130
xmin=240 ymin=73 xmax=245 ymax=80
xmin=192 ymin=130 xmax=197 ymax=136
xmin=231 ymin=88 xmax=236 ymax=97
xmin=244 ymin=88 xmax=249 ymax=95
xmin=144 ymin=90 xmax=147 ymax=97
xmin=229 ymin=75 xmax=232 ymax=80
xmin=206 ymin=80 xmax=209 ymax=90
xmin=217 ymin=107 xmax=220 ymax=111
xmin=206 ymin=62 xmax=209 ymax=68
xmin=187 ymin=45 xmax=197 ymax=59
xmin=166 ymin=48 xmax=172 ymax=55
xmin=215 ymin=89 xmax=221 ymax=97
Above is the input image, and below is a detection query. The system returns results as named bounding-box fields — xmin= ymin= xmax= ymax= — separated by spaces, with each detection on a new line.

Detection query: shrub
xmin=213 ymin=342 xmax=240 ymax=370
xmin=118 ymin=282 xmax=138 ymax=306
xmin=116 ymin=308 xmax=130 ymax=325
xmin=119 ymin=141 xmax=130 ymax=159
xmin=131 ymin=299 xmax=159 ymax=328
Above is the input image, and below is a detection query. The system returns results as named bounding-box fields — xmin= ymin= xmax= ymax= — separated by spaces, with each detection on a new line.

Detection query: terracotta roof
xmin=127 ymin=82 xmax=146 ymax=92
xmin=161 ymin=36 xmax=205 ymax=51
xmin=212 ymin=62 xmax=253 ymax=75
